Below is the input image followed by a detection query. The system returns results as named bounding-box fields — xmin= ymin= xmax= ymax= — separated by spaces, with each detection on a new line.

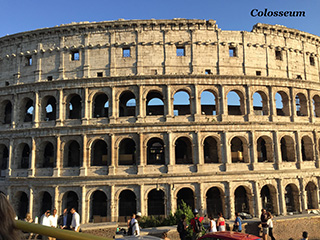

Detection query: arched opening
xmin=257 ymin=136 xmax=273 ymax=162
xmin=91 ymin=140 xmax=108 ymax=166
xmin=275 ymin=91 xmax=290 ymax=116
xmin=201 ymin=90 xmax=217 ymax=115
xmin=43 ymin=142 xmax=54 ymax=168
xmin=62 ymin=191 xmax=79 ymax=212
xmin=118 ymin=138 xmax=136 ymax=165
xmin=173 ymin=90 xmax=191 ymax=116
xmin=40 ymin=192 xmax=52 ymax=216
xmin=148 ymin=189 xmax=165 ymax=216
xmin=24 ymin=99 xmax=34 ymax=122
xmin=119 ymin=190 xmax=136 ymax=217
xmin=93 ymin=93 xmax=109 ymax=118
xmin=231 ymin=137 xmax=248 ymax=163
xmin=17 ymin=192 xmax=28 ymax=220
xmin=285 ymin=184 xmax=300 ymax=213
xmin=305 ymin=182 xmax=318 ymax=209
xmin=65 ymin=141 xmax=80 ymax=167
xmin=67 ymin=94 xmax=82 ymax=119
xmin=295 ymin=93 xmax=308 ymax=116
xmin=234 ymin=186 xmax=250 ymax=214
xmin=203 ymin=137 xmax=220 ymax=163
xmin=146 ymin=91 xmax=164 ymax=116
xmin=301 ymin=136 xmax=313 ymax=161
xmin=91 ymin=190 xmax=108 ymax=221
xmin=177 ymin=188 xmax=195 ymax=210
xmin=280 ymin=136 xmax=296 ymax=162
xmin=119 ymin=91 xmax=136 ymax=117
xmin=2 ymin=101 xmax=12 ymax=124
xmin=206 ymin=187 xmax=224 ymax=217
xmin=227 ymin=90 xmax=244 ymax=115
xmin=312 ymin=95 xmax=320 ymax=117
xmin=175 ymin=137 xmax=193 ymax=164
xmin=253 ymin=91 xmax=268 ymax=116
xmin=147 ymin=138 xmax=165 ymax=165
xmin=21 ymin=144 xmax=30 ymax=169
xmin=0 ymin=144 xmax=9 ymax=170
xmin=260 ymin=185 xmax=278 ymax=214
xmin=43 ymin=96 xmax=57 ymax=121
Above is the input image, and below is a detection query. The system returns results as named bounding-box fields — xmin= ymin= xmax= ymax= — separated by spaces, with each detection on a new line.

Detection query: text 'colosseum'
xmin=0 ymin=18 xmax=320 ymax=223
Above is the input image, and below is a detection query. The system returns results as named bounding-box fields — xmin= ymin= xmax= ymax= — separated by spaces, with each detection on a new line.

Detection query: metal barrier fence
xmin=15 ymin=220 xmax=113 ymax=240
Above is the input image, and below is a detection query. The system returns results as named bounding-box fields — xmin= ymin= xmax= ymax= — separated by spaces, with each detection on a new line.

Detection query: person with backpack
xmin=177 ymin=214 xmax=187 ymax=240
xmin=190 ymin=209 xmax=204 ymax=240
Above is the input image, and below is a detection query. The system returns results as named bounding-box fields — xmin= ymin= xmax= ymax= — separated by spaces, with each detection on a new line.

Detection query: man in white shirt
xmin=49 ymin=208 xmax=58 ymax=240
xmin=70 ymin=207 xmax=80 ymax=232
xmin=132 ymin=212 xmax=141 ymax=236
xmin=41 ymin=210 xmax=51 ymax=240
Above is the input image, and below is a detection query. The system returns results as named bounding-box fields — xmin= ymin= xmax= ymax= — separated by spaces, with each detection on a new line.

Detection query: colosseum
xmin=0 ymin=18 xmax=319 ymax=224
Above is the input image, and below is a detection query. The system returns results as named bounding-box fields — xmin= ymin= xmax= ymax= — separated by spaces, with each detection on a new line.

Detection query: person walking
xmin=58 ymin=208 xmax=72 ymax=230
xmin=132 ymin=212 xmax=142 ymax=236
xmin=127 ymin=213 xmax=136 ymax=235
xmin=41 ymin=210 xmax=51 ymax=240
xmin=261 ymin=209 xmax=268 ymax=240
xmin=0 ymin=193 xmax=22 ymax=240
xmin=208 ymin=216 xmax=217 ymax=233
xmin=233 ymin=212 xmax=242 ymax=232
xmin=217 ymin=212 xmax=225 ymax=231
xmin=49 ymin=208 xmax=58 ymax=240
xmin=267 ymin=212 xmax=275 ymax=240
xmin=70 ymin=208 xmax=80 ymax=232
xmin=177 ymin=214 xmax=188 ymax=240
xmin=190 ymin=209 xmax=204 ymax=240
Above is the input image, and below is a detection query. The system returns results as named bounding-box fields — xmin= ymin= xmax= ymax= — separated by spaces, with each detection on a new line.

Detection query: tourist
xmin=70 ymin=208 xmax=80 ymax=232
xmin=49 ymin=208 xmax=58 ymax=240
xmin=267 ymin=212 xmax=275 ymax=240
xmin=0 ymin=193 xmax=22 ymax=240
xmin=132 ymin=212 xmax=142 ymax=236
xmin=217 ymin=212 xmax=225 ymax=231
xmin=190 ymin=209 xmax=204 ymax=240
xmin=24 ymin=213 xmax=33 ymax=223
xmin=233 ymin=212 xmax=242 ymax=232
xmin=58 ymin=208 xmax=72 ymax=230
xmin=208 ymin=215 xmax=217 ymax=232
xmin=41 ymin=210 xmax=51 ymax=240
xmin=128 ymin=213 xmax=136 ymax=235
xmin=177 ymin=214 xmax=188 ymax=240
xmin=301 ymin=231 xmax=308 ymax=240
xmin=260 ymin=209 xmax=268 ymax=240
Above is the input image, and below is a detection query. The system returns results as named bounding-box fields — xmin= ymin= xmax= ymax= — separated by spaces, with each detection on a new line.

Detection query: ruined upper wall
xmin=0 ymin=19 xmax=319 ymax=87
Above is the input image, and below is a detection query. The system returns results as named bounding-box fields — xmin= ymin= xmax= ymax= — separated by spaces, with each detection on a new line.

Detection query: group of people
xmin=260 ymin=208 xmax=275 ymax=240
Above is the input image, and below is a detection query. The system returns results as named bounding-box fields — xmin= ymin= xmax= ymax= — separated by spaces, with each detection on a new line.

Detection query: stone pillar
xmin=277 ymin=178 xmax=287 ymax=215
xmin=82 ymin=34 xmax=90 ymax=78
xmin=289 ymin=87 xmax=295 ymax=122
xmin=198 ymin=183 xmax=205 ymax=215
xmin=299 ymin=178 xmax=307 ymax=212
xmin=82 ymin=88 xmax=89 ymax=124
xmin=253 ymin=181 xmax=261 ymax=217
xmin=138 ymin=132 xmax=145 ymax=174
xmin=110 ymin=185 xmax=116 ymax=221
xmin=169 ymin=184 xmax=176 ymax=214
xmin=109 ymin=31 xmax=116 ymax=76
xmin=225 ymin=182 xmax=234 ymax=219
xmin=166 ymin=85 xmax=173 ymax=120
xmin=29 ymin=137 xmax=36 ymax=177
xmin=81 ymin=185 xmax=86 ymax=224
xmin=35 ymin=45 xmax=42 ymax=82
xmin=34 ymin=91 xmax=40 ymax=127
xmin=167 ymin=131 xmax=175 ymax=173
xmin=250 ymin=131 xmax=257 ymax=168
xmin=29 ymin=187 xmax=34 ymax=219
xmin=109 ymin=87 xmax=117 ymax=123
xmin=53 ymin=136 xmax=61 ymax=177
xmin=295 ymin=131 xmax=302 ymax=169
xmin=12 ymin=94 xmax=18 ymax=129
xmin=196 ymin=131 xmax=204 ymax=169
xmin=269 ymin=87 xmax=276 ymax=121
xmin=7 ymin=138 xmax=14 ymax=177
xmin=193 ymin=85 xmax=201 ymax=121
xmin=54 ymin=186 xmax=60 ymax=213
xmin=80 ymin=135 xmax=88 ymax=176
xmin=308 ymin=89 xmax=314 ymax=123
xmin=108 ymin=134 xmax=116 ymax=175
xmin=137 ymin=85 xmax=145 ymax=123
xmin=139 ymin=184 xmax=144 ymax=215
xmin=313 ymin=130 xmax=319 ymax=168
xmin=246 ymin=85 xmax=253 ymax=121
xmin=58 ymin=36 xmax=65 ymax=79
xmin=220 ymin=85 xmax=227 ymax=121
xmin=273 ymin=131 xmax=281 ymax=170
xmin=56 ymin=89 xmax=64 ymax=126
xmin=223 ymin=132 xmax=231 ymax=170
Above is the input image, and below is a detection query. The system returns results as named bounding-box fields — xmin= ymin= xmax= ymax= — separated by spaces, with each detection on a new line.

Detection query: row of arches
xmin=0 ymin=134 xmax=316 ymax=170
xmin=11 ymin=181 xmax=318 ymax=222
xmin=2 ymin=88 xmax=320 ymax=124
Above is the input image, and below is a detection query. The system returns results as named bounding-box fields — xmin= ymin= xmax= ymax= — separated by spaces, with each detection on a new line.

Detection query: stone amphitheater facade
xmin=0 ymin=18 xmax=320 ymax=223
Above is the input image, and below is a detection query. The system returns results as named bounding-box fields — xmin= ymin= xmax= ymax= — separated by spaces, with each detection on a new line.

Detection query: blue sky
xmin=1 ymin=0 xmax=318 ymax=107
xmin=1 ymin=0 xmax=319 ymax=37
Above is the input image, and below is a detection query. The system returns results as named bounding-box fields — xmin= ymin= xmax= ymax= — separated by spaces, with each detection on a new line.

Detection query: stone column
xmin=222 ymin=132 xmax=231 ymax=171
xmin=299 ymin=177 xmax=307 ymax=212
xmin=193 ymin=85 xmax=201 ymax=121
xmin=250 ymin=131 xmax=257 ymax=169
xmin=196 ymin=131 xmax=204 ymax=170
xmin=56 ymin=89 xmax=64 ymax=126
xmin=29 ymin=137 xmax=36 ymax=177
xmin=108 ymin=134 xmax=116 ymax=175
xmin=307 ymin=89 xmax=313 ymax=122
xmin=29 ymin=187 xmax=34 ymax=219
xmin=81 ymin=185 xmax=86 ymax=224
xmin=80 ymin=134 xmax=88 ymax=176
xmin=58 ymin=36 xmax=65 ymax=79
xmin=109 ymin=87 xmax=117 ymax=124
xmin=110 ymin=185 xmax=116 ymax=221
xmin=166 ymin=85 xmax=173 ymax=120
xmin=198 ymin=183 xmax=205 ymax=215
xmin=313 ymin=130 xmax=319 ymax=168
xmin=246 ymin=85 xmax=253 ymax=121
xmin=139 ymin=185 xmax=144 ymax=215
xmin=7 ymin=138 xmax=14 ymax=177
xmin=289 ymin=87 xmax=295 ymax=122
xmin=138 ymin=132 xmax=145 ymax=174
xmin=34 ymin=91 xmax=40 ymax=127
xmin=137 ymin=85 xmax=145 ymax=123
xmin=225 ymin=182 xmax=234 ymax=219
xmin=273 ymin=131 xmax=281 ymax=170
xmin=295 ymin=131 xmax=302 ymax=169
xmin=269 ymin=87 xmax=276 ymax=121
xmin=109 ymin=31 xmax=116 ymax=76
xmin=82 ymin=34 xmax=90 ymax=78
xmin=53 ymin=136 xmax=61 ymax=177
xmin=220 ymin=85 xmax=227 ymax=121
xmin=54 ymin=186 xmax=60 ymax=213
xmin=82 ymin=88 xmax=89 ymax=125
xmin=169 ymin=184 xmax=176 ymax=214
xmin=277 ymin=178 xmax=287 ymax=215
xmin=253 ymin=181 xmax=261 ymax=217
xmin=167 ymin=131 xmax=175 ymax=173
xmin=34 ymin=45 xmax=42 ymax=82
